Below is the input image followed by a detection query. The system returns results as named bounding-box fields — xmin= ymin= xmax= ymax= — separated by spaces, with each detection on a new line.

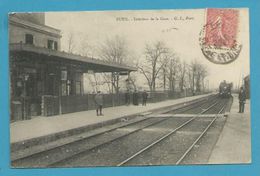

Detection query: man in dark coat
xmin=238 ymin=87 xmax=246 ymax=113
xmin=94 ymin=91 xmax=104 ymax=116
xmin=142 ymin=90 xmax=148 ymax=106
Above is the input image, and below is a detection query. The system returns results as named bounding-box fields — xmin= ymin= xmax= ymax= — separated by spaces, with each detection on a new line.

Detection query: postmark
xmin=199 ymin=8 xmax=242 ymax=64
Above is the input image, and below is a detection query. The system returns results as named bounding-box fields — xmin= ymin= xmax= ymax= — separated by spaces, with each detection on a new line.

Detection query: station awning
xmin=9 ymin=43 xmax=137 ymax=73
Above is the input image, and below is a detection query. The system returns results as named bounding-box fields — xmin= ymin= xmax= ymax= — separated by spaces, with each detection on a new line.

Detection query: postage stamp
xmin=199 ymin=8 xmax=242 ymax=64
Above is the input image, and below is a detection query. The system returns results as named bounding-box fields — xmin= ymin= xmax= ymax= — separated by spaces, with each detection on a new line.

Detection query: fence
xmin=11 ymin=90 xmax=208 ymax=121
xmin=11 ymin=96 xmax=41 ymax=121
xmin=43 ymin=90 xmax=205 ymax=115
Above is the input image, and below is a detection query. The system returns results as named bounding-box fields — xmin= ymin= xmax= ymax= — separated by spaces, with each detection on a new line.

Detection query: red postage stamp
xmin=205 ymin=9 xmax=239 ymax=48
xmin=199 ymin=8 xmax=242 ymax=64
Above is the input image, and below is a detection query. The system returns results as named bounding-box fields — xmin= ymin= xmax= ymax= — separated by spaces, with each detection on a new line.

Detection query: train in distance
xmin=219 ymin=80 xmax=233 ymax=98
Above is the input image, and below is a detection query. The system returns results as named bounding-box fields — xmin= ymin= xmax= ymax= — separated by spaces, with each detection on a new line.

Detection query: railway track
xmin=117 ymin=102 xmax=223 ymax=166
xmin=11 ymin=95 xmax=231 ymax=167
xmin=117 ymin=101 xmax=226 ymax=166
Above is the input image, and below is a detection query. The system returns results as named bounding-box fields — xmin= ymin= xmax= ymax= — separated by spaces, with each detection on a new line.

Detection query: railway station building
xmin=9 ymin=13 xmax=136 ymax=121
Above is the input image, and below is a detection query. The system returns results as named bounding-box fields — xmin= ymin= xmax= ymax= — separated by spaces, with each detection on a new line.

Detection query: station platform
xmin=11 ymin=93 xmax=212 ymax=144
xmin=208 ymin=94 xmax=251 ymax=164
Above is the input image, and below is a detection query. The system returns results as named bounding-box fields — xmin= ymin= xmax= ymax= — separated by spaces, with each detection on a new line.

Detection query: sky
xmin=45 ymin=9 xmax=250 ymax=90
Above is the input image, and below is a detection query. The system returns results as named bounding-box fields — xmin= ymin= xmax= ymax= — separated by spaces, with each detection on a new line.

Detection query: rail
xmin=116 ymin=101 xmax=219 ymax=166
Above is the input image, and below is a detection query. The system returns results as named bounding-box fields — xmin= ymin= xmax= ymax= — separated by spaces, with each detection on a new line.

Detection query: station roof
xmin=9 ymin=43 xmax=137 ymax=73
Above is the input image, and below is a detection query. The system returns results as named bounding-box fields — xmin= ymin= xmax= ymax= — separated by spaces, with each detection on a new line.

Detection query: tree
xmin=67 ymin=32 xmax=76 ymax=53
xmin=179 ymin=61 xmax=187 ymax=92
xmin=196 ymin=64 xmax=208 ymax=92
xmin=159 ymin=52 xmax=174 ymax=91
xmin=139 ymin=41 xmax=169 ymax=92
xmin=188 ymin=61 xmax=198 ymax=93
xmin=86 ymin=73 xmax=112 ymax=93
xmin=166 ymin=55 xmax=180 ymax=92
xmin=188 ymin=60 xmax=208 ymax=93
xmin=99 ymin=35 xmax=132 ymax=94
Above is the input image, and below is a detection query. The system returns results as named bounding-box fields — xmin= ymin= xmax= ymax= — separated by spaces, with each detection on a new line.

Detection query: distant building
xmin=9 ymin=13 xmax=136 ymax=121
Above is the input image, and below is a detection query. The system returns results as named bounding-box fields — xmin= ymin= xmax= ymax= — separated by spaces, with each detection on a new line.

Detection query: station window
xmin=47 ymin=40 xmax=54 ymax=49
xmin=75 ymin=72 xmax=82 ymax=95
xmin=48 ymin=40 xmax=58 ymax=50
xmin=25 ymin=34 xmax=34 ymax=45
xmin=75 ymin=81 xmax=82 ymax=95
xmin=54 ymin=41 xmax=58 ymax=50
xmin=61 ymin=70 xmax=68 ymax=96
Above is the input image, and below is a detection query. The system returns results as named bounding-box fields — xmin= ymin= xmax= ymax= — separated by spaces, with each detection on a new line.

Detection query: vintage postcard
xmin=9 ymin=8 xmax=250 ymax=168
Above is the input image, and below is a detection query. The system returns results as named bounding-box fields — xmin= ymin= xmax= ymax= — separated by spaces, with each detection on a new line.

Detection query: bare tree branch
xmin=67 ymin=32 xmax=75 ymax=53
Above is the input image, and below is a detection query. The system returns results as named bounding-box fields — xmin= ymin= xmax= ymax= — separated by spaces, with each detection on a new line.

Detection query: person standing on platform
xmin=125 ymin=89 xmax=130 ymax=105
xmin=94 ymin=91 xmax=104 ymax=116
xmin=238 ymin=87 xmax=246 ymax=113
xmin=142 ymin=90 xmax=148 ymax=106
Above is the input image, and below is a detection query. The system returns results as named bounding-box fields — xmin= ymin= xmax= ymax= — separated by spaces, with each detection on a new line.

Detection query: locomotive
xmin=219 ymin=80 xmax=232 ymax=98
